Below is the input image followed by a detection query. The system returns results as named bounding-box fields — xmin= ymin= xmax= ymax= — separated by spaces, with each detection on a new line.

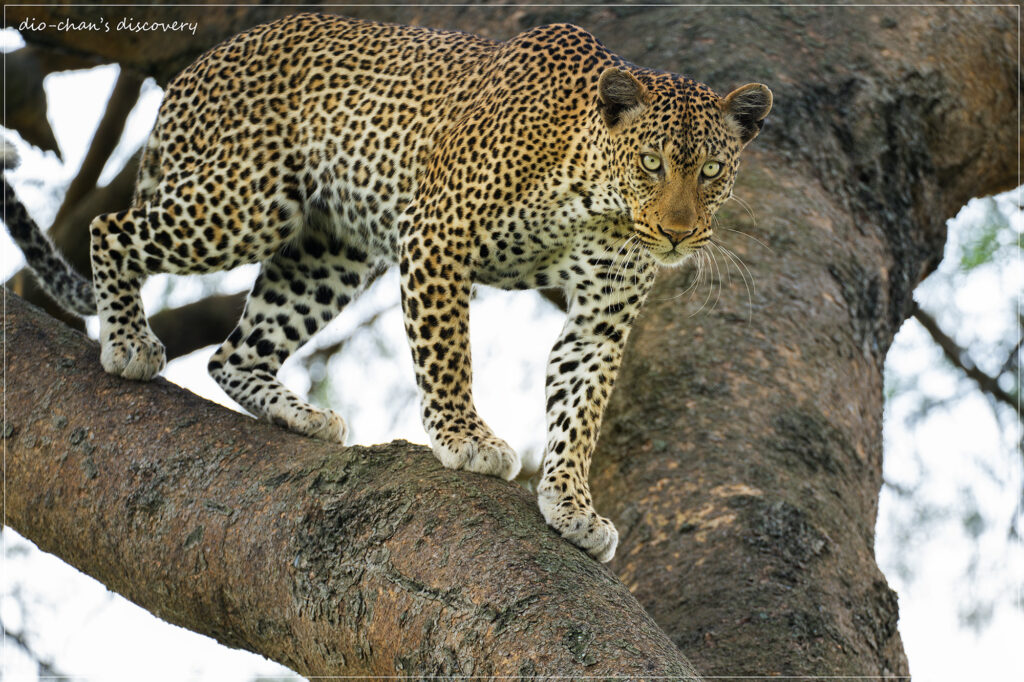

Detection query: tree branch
xmin=149 ymin=292 xmax=247 ymax=360
xmin=998 ymin=321 xmax=1022 ymax=377
xmin=51 ymin=68 xmax=144 ymax=234
xmin=2 ymin=620 xmax=70 ymax=681
xmin=6 ymin=6 xmax=302 ymax=85
xmin=911 ymin=301 xmax=1020 ymax=414
xmin=3 ymin=47 xmax=62 ymax=155
xmin=2 ymin=291 xmax=701 ymax=679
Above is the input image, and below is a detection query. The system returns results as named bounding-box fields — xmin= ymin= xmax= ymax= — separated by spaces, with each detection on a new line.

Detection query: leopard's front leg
xmin=538 ymin=285 xmax=650 ymax=562
xmin=399 ymin=224 xmax=521 ymax=481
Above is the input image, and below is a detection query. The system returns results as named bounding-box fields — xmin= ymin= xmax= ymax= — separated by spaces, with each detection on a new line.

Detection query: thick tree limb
xmin=556 ymin=3 xmax=1016 ymax=676
xmin=597 ymin=151 xmax=910 ymax=676
xmin=2 ymin=291 xmax=701 ymax=679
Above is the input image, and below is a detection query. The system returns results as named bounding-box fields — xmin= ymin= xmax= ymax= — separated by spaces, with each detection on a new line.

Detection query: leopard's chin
xmin=650 ymin=245 xmax=697 ymax=267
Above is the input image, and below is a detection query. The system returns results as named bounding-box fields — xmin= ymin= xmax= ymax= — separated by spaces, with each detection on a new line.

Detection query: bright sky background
xmin=1 ymin=26 xmax=1021 ymax=682
xmin=879 ymin=194 xmax=1023 ymax=681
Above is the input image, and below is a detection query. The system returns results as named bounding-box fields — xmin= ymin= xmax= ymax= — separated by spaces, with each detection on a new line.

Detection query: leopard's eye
xmin=701 ymin=160 xmax=723 ymax=179
xmin=641 ymin=153 xmax=662 ymax=173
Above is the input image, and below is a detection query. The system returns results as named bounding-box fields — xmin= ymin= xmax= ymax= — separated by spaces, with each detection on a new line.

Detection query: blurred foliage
xmin=2 ymin=530 xmax=75 ymax=682
xmin=959 ymin=198 xmax=1017 ymax=272
xmin=881 ymin=187 xmax=1022 ymax=636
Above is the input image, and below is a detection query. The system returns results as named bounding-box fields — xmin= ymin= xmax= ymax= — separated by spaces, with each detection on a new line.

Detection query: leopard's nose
xmin=658 ymin=225 xmax=696 ymax=245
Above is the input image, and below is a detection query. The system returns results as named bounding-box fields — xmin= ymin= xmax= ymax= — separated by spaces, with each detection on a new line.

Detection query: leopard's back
xmin=136 ymin=13 xmax=498 ymax=260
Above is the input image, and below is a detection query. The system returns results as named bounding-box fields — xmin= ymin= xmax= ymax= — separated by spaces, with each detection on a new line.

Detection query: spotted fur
xmin=3 ymin=13 xmax=771 ymax=561
xmin=3 ymin=142 xmax=96 ymax=315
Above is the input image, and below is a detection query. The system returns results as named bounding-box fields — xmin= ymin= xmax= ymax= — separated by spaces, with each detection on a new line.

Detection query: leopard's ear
xmin=722 ymin=83 xmax=773 ymax=145
xmin=598 ymin=68 xmax=650 ymax=130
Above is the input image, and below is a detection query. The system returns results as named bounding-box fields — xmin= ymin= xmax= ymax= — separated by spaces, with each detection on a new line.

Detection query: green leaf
xmin=958 ymin=198 xmax=1015 ymax=271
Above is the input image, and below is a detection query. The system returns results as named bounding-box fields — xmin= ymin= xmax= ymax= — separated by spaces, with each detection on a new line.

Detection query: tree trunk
xmin=581 ymin=3 xmax=1018 ymax=677
xmin=2 ymin=2 xmax=1018 ymax=677
xmin=3 ymin=291 xmax=700 ymax=679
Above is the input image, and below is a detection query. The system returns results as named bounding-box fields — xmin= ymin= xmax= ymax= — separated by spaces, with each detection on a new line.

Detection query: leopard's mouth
xmin=631 ymin=230 xmax=702 ymax=267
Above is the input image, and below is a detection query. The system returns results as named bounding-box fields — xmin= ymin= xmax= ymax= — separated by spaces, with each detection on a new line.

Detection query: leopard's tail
xmin=2 ymin=139 xmax=97 ymax=316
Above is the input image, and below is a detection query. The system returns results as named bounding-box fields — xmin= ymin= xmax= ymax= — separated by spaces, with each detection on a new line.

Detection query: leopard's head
xmin=598 ymin=67 xmax=772 ymax=266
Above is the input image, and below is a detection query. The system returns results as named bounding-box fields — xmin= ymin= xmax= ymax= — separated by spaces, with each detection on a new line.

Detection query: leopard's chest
xmin=468 ymin=182 xmax=633 ymax=291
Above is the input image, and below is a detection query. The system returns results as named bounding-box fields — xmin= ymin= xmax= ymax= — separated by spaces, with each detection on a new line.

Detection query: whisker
xmin=628 ymin=240 xmax=645 ymax=288
xmin=715 ymin=240 xmax=757 ymax=299
xmin=711 ymin=237 xmax=732 ymax=289
xmin=721 ymin=226 xmax=774 ymax=253
xmin=685 ymin=255 xmax=705 ymax=298
xmin=710 ymin=246 xmax=724 ymax=314
xmin=713 ymin=241 xmax=755 ymax=325
xmin=691 ymin=249 xmax=716 ymax=317
xmin=726 ymin=193 xmax=757 ymax=224
xmin=612 ymin=234 xmax=638 ymax=291
xmin=650 ymin=244 xmax=706 ymax=302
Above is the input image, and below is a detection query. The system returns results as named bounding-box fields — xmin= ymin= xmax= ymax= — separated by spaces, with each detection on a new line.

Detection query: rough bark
xmin=3 ymin=291 xmax=700 ymax=679
xmin=1 ymin=1 xmax=1018 ymax=677
xmin=50 ymin=69 xmax=144 ymax=228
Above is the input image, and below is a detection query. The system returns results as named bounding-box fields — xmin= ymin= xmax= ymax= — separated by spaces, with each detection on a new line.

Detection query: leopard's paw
xmin=100 ymin=331 xmax=166 ymax=381
xmin=303 ymin=409 xmax=349 ymax=444
xmin=538 ymin=490 xmax=619 ymax=563
xmin=272 ymin=406 xmax=348 ymax=444
xmin=432 ymin=433 xmax=522 ymax=481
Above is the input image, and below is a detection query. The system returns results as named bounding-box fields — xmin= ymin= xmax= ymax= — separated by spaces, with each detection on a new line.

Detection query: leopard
xmin=3 ymin=12 xmax=771 ymax=562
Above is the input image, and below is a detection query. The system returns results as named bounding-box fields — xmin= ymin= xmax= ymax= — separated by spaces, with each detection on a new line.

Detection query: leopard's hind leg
xmin=89 ymin=165 xmax=301 ymax=381
xmin=90 ymin=206 xmax=172 ymax=380
xmin=208 ymin=228 xmax=380 ymax=443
